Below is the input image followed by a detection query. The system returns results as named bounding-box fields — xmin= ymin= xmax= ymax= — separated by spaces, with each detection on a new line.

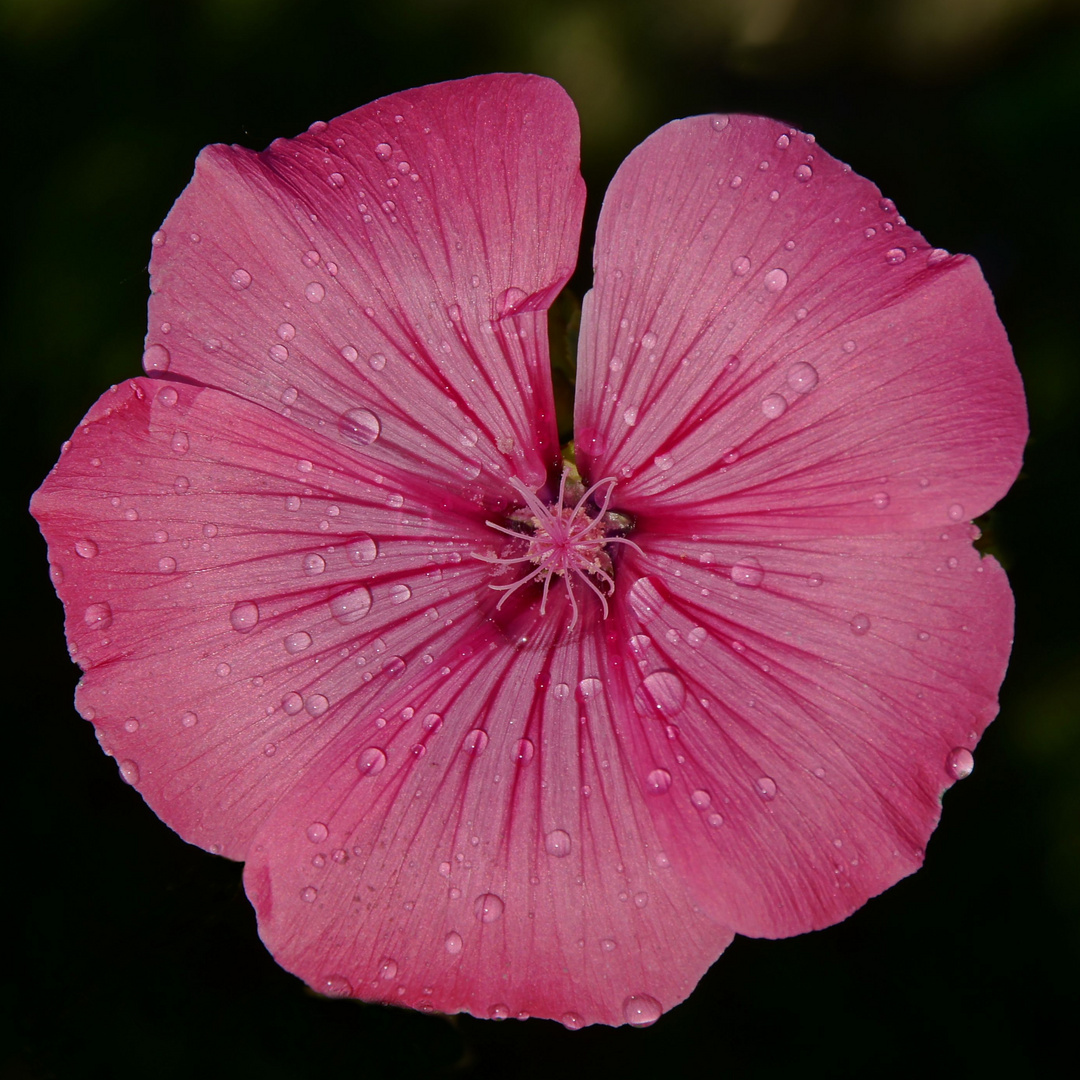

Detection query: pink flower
xmin=31 ymin=74 xmax=1026 ymax=1029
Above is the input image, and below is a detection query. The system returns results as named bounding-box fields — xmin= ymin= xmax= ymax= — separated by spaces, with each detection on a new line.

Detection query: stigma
xmin=475 ymin=466 xmax=641 ymax=629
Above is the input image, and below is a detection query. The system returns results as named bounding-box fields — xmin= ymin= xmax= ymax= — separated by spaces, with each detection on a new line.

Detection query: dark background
xmin=4 ymin=0 xmax=1078 ymax=1076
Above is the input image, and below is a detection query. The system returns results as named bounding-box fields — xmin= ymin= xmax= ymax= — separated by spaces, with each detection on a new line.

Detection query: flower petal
xmin=576 ymin=114 xmax=1026 ymax=532
xmin=31 ymin=378 xmax=511 ymax=859
xmin=147 ymin=74 xmax=585 ymax=492
xmin=244 ymin=605 xmax=732 ymax=1027
xmin=608 ymin=530 xmax=1012 ymax=936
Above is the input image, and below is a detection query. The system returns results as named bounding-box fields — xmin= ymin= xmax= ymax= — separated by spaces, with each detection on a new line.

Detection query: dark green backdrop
xmin=5 ymin=1 xmax=1078 ymax=1076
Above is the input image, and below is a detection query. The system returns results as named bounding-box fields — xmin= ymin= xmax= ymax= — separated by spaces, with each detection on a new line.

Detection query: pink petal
xmin=146 ymin=74 xmax=584 ymax=492
xmin=31 ymin=378 xmax=511 ymax=859
xmin=244 ymin=605 xmax=732 ymax=1027
xmin=576 ymin=114 xmax=1026 ymax=533
xmin=608 ymin=530 xmax=1012 ymax=936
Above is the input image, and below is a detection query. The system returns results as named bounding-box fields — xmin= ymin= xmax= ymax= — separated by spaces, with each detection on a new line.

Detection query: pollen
xmin=475 ymin=467 xmax=641 ymax=628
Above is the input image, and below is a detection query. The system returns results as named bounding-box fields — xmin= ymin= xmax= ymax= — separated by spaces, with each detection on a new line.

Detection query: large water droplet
xmin=496 ymin=287 xmax=528 ymax=317
xmin=463 ymin=728 xmax=489 ymax=754
xmin=84 ymin=602 xmax=113 ymax=630
xmin=645 ymin=768 xmax=672 ymax=795
xmin=884 ymin=247 xmax=907 ymax=265
xmin=306 ymin=822 xmax=329 ymax=844
xmin=357 ymin=747 xmax=387 ymax=775
xmin=230 ymin=601 xmax=259 ymax=633
xmin=474 ymin=892 xmax=504 ymax=923
xmin=764 ymin=268 xmax=788 ymax=292
xmin=445 ymin=931 xmax=463 ymax=955
xmin=75 ymin=538 xmax=99 ymax=559
xmin=578 ymin=676 xmax=603 ymax=700
xmin=643 ymin=670 xmax=686 ymax=715
xmin=946 ymin=747 xmax=974 ymax=780
xmin=623 ymin=994 xmax=662 ymax=1027
xmin=389 ymin=583 xmax=412 ymax=604
xmin=629 ymin=576 xmax=663 ymax=622
xmin=786 ymin=361 xmax=818 ymax=393
xmin=731 ymin=557 xmax=764 ymax=587
xmin=545 ymin=829 xmax=572 ymax=857
xmin=794 ymin=164 xmax=813 ymax=182
xmin=378 ymin=957 xmax=398 ymax=980
xmin=305 ymin=694 xmax=329 ymax=717
xmin=142 ymin=343 xmax=170 ymax=372
xmin=327 ymin=585 xmax=372 ymax=624
xmin=171 ymin=432 xmax=189 ymax=453
xmin=375 ymin=142 xmax=392 ymax=160
xmin=118 ymin=759 xmax=140 ymax=785
xmin=322 ymin=975 xmax=352 ymax=998
xmin=755 ymin=776 xmax=777 ymax=800
xmin=230 ymin=268 xmax=252 ymax=290
xmin=300 ymin=886 xmax=318 ymax=903
xmin=347 ymin=534 xmax=378 ymax=564
xmin=284 ymin=631 xmax=313 ymax=653
xmin=303 ymin=553 xmax=326 ymax=575
xmin=512 ymin=738 xmax=535 ymax=765
xmin=561 ymin=1012 xmax=585 ymax=1031
xmin=339 ymin=408 xmax=381 ymax=445
xmin=760 ymin=393 xmax=787 ymax=419
xmin=691 ymin=789 xmax=711 ymax=809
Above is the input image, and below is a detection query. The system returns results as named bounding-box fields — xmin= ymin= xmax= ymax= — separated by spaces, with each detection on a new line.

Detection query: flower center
xmin=476 ymin=466 xmax=640 ymax=629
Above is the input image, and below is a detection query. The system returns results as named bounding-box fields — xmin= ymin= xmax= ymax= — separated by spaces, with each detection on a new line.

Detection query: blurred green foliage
xmin=4 ymin=1 xmax=1078 ymax=1077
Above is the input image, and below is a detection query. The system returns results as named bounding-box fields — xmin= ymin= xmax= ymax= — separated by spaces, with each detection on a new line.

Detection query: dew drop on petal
xmin=755 ymin=776 xmax=777 ymax=800
xmin=304 ymin=694 xmax=328 ymax=717
xmin=474 ymin=892 xmax=504 ymax=923
xmin=786 ymin=361 xmax=818 ymax=393
xmin=731 ymin=557 xmax=764 ymax=587
xmin=545 ymin=829 xmax=572 ymax=857
xmin=445 ymin=932 xmax=463 ymax=955
xmin=794 ymin=164 xmax=813 ymax=181
xmin=946 ymin=747 xmax=974 ymax=780
xmin=760 ymin=393 xmax=787 ymax=419
xmin=181 ymin=711 xmax=198 ymax=728
xmin=691 ymin=789 xmax=712 ymax=809
xmin=171 ymin=432 xmax=189 ymax=453
xmin=340 ymin=345 xmax=359 ymax=363
xmin=84 ymin=602 xmax=113 ymax=630
xmin=872 ymin=491 xmax=891 ymax=510
xmin=389 ymin=583 xmax=411 ymax=604
xmin=322 ymin=975 xmax=352 ymax=998
xmin=277 ymin=322 xmax=296 ymax=341
xmin=512 ymin=738 xmax=535 ymax=765
xmin=463 ymin=728 xmax=489 ymax=754
xmin=643 ymin=670 xmax=686 ymax=715
xmin=764 ymin=268 xmax=788 ymax=292
xmin=338 ymin=408 xmax=381 ymax=445
xmin=849 ymin=614 xmax=871 ymax=635
xmin=282 ymin=692 xmax=304 ymax=715
xmin=885 ymin=248 xmax=907 ymax=265
xmin=347 ymin=535 xmax=378 ymax=564
xmin=948 ymin=503 xmax=965 ymax=521
xmin=561 ymin=1012 xmax=585 ymax=1031
xmin=645 ymin=768 xmax=672 ymax=795
xmin=284 ymin=631 xmax=313 ymax=653
xmin=305 ymin=282 xmax=325 ymax=303
xmin=628 ymin=576 xmax=663 ymax=622
xmin=118 ymin=759 xmax=140 ymax=785
xmin=357 ymin=747 xmax=387 ymax=776
xmin=230 ymin=268 xmax=252 ymax=290
xmin=306 ymin=822 xmax=329 ymax=844
xmin=75 ymin=538 xmax=99 ymax=559
xmin=142 ymin=344 xmax=170 ymax=372
xmin=230 ymin=601 xmax=259 ymax=633
xmin=731 ymin=255 xmax=751 ymax=276
xmin=711 ymin=115 xmax=729 ymax=131
xmin=623 ymin=994 xmax=663 ymax=1027
xmin=303 ymin=553 xmax=326 ymax=575
xmin=375 ymin=142 xmax=392 ymax=159
xmin=496 ymin=286 xmax=528 ymax=316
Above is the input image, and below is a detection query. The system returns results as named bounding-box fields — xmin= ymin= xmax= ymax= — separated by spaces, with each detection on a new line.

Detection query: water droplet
xmin=707 ymin=812 xmax=724 ymax=827
xmin=628 ymin=576 xmax=662 ymax=622
xmin=872 ymin=492 xmax=890 ymax=510
xmin=623 ymin=994 xmax=662 ymax=1027
xmin=445 ymin=931 xmax=463 ymax=955
xmin=786 ymin=361 xmax=818 ymax=393
xmin=157 ymin=386 xmax=179 ymax=408
xmin=369 ymin=353 xmax=387 ymax=371
xmin=142 ymin=343 xmax=170 ymax=372
xmin=755 ymin=776 xmax=777 ymax=800
xmin=731 ymin=557 xmax=764 ymax=587
xmin=277 ymin=322 xmax=296 ymax=341
xmin=711 ymin=115 xmax=729 ymax=131
xmin=776 ymin=133 xmax=790 ymax=149
xmin=171 ymin=432 xmax=189 ymax=453
xmin=691 ymin=789 xmax=712 ymax=809
xmin=284 ymin=631 xmax=313 ymax=653
xmin=389 ymin=583 xmax=411 ymax=604
xmin=229 ymin=268 xmax=252 ymax=290
xmin=328 ymin=171 xmax=345 ymax=188
xmin=305 ymin=282 xmax=325 ymax=302
xmin=946 ymin=747 xmax=974 ymax=780
xmin=375 ymin=142 xmax=392 ymax=159
xmin=731 ymin=255 xmax=751 ymax=276
xmin=795 ymin=164 xmax=813 ymax=182
xmin=75 ymin=538 xmax=99 ymax=559
xmin=927 ymin=247 xmax=950 ymax=265
xmin=578 ymin=676 xmax=603 ymax=700
xmin=645 ymin=768 xmax=672 ymax=795
xmin=561 ymin=1012 xmax=585 ymax=1031
xmin=347 ymin=535 xmax=378 ymax=564
xmin=376 ymin=957 xmax=399 ymax=982
xmin=322 ymin=975 xmax=352 ymax=998
xmin=764 ymin=268 xmax=788 ymax=292
xmin=729 ymin=174 xmax=743 ymax=189
xmin=181 ymin=711 xmax=198 ymax=728
xmin=340 ymin=344 xmax=359 ymax=363
xmin=496 ymin=286 xmax=528 ymax=317
xmin=513 ymin=738 xmax=535 ymax=765
xmin=268 ymin=343 xmax=289 ymax=363
xmin=84 ymin=602 xmax=113 ymax=630
xmin=357 ymin=746 xmax=387 ymax=776
xmin=230 ymin=601 xmax=259 ymax=633
xmin=285 ymin=495 xmax=300 ymax=511
xmin=474 ymin=892 xmax=504 ymax=923
xmin=947 ymin=503 xmax=965 ymax=522
xmin=306 ymin=822 xmax=329 ymax=843
xmin=643 ymin=671 xmax=686 ymax=715
xmin=849 ymin=614 xmax=871 ymax=635
xmin=623 ymin=406 xmax=638 ymax=426
xmin=151 ymin=229 xmax=166 ymax=246
xmin=760 ymin=393 xmax=787 ymax=419
xmin=884 ymin=247 xmax=907 ymax=265
xmin=339 ymin=407 xmax=381 ymax=445
xmin=282 ymin=692 xmax=304 ymax=715
xmin=544 ymin=829 xmax=572 ymax=857
xmin=305 ymin=694 xmax=329 ymax=717
xmin=464 ymin=728 xmax=489 ymax=754
xmin=118 ymin=759 xmax=140 ymax=785
xmin=489 ymin=1004 xmax=510 ymax=1020
xmin=687 ymin=626 xmax=707 ymax=647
